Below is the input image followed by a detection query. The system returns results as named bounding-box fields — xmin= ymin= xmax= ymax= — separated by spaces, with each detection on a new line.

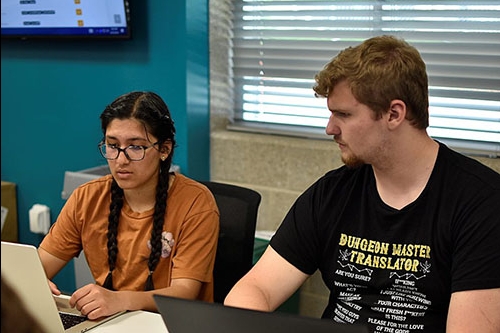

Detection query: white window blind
xmin=230 ymin=0 xmax=500 ymax=157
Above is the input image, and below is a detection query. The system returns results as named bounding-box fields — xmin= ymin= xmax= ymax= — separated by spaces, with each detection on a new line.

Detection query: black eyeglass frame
xmin=98 ymin=141 xmax=160 ymax=161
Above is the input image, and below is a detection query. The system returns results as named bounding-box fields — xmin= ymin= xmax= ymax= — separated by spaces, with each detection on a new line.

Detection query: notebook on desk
xmin=1 ymin=241 xmax=124 ymax=333
xmin=154 ymin=294 xmax=369 ymax=333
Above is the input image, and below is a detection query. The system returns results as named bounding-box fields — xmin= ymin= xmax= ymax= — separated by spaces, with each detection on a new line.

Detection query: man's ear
xmin=387 ymin=99 xmax=406 ymax=129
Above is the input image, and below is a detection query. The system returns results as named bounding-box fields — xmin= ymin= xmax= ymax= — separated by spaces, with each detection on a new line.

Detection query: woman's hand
xmin=70 ymin=284 xmax=126 ymax=320
xmin=48 ymin=279 xmax=61 ymax=295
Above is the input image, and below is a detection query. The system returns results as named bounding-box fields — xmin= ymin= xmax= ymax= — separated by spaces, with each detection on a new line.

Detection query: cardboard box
xmin=1 ymin=181 xmax=18 ymax=242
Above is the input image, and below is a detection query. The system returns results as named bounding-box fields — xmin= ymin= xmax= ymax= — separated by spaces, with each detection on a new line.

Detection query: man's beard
xmin=341 ymin=153 xmax=365 ymax=169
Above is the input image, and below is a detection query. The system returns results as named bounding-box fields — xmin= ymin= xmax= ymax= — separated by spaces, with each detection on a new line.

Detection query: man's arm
xmin=224 ymin=246 xmax=309 ymax=312
xmin=447 ymin=288 xmax=500 ymax=333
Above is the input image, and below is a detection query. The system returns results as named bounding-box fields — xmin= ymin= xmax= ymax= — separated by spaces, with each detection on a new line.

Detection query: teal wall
xmin=0 ymin=1 xmax=210 ymax=292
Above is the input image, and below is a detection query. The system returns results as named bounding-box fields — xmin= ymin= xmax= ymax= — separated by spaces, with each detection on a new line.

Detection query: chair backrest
xmin=199 ymin=181 xmax=261 ymax=303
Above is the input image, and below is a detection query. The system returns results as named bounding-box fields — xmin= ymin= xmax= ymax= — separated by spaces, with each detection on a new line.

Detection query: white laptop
xmin=1 ymin=241 xmax=125 ymax=333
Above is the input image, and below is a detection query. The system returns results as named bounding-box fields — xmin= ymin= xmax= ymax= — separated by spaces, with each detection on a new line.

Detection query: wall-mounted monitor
xmin=1 ymin=0 xmax=131 ymax=39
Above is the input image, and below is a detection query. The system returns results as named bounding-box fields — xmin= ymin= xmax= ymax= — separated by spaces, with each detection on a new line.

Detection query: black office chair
xmin=199 ymin=181 xmax=262 ymax=303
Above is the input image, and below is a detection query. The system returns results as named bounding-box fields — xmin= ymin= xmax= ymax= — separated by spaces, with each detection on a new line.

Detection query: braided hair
xmin=99 ymin=91 xmax=176 ymax=291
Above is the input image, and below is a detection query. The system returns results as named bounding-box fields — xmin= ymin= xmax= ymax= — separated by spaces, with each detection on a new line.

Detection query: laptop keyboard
xmin=60 ymin=312 xmax=87 ymax=329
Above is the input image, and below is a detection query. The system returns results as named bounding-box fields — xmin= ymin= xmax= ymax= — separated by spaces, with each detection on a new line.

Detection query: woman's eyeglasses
xmin=98 ymin=142 xmax=159 ymax=161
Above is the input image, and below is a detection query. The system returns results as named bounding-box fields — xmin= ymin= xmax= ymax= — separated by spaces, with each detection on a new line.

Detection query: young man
xmin=224 ymin=35 xmax=500 ymax=333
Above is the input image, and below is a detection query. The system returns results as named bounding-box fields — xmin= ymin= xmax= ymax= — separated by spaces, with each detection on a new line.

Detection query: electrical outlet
xmin=29 ymin=204 xmax=50 ymax=234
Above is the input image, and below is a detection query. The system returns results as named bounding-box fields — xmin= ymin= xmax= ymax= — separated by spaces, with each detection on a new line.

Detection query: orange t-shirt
xmin=40 ymin=173 xmax=219 ymax=302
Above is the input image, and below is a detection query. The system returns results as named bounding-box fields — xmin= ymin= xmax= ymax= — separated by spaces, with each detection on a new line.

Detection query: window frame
xmin=228 ymin=0 xmax=500 ymax=158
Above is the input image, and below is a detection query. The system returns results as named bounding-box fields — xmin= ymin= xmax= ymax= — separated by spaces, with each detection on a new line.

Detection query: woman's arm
xmin=38 ymin=247 xmax=69 ymax=295
xmin=40 ymin=244 xmax=206 ymax=320
xmin=38 ymin=247 xmax=68 ymax=279
xmin=69 ymin=277 xmax=202 ymax=320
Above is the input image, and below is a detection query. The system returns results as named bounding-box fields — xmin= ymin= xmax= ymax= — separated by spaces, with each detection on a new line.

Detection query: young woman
xmin=39 ymin=91 xmax=219 ymax=319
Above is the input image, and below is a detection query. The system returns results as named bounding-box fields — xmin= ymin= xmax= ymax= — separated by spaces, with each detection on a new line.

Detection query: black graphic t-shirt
xmin=270 ymin=142 xmax=500 ymax=333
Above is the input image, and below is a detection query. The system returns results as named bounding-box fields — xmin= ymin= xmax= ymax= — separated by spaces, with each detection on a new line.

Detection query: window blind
xmin=230 ymin=0 xmax=500 ymax=157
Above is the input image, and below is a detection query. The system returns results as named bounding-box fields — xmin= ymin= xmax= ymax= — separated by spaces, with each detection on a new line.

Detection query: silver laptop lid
xmin=1 ymin=241 xmax=126 ymax=333
xmin=1 ymin=241 xmax=66 ymax=333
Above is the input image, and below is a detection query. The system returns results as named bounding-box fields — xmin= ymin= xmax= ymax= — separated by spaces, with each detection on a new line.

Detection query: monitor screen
xmin=1 ymin=0 xmax=131 ymax=39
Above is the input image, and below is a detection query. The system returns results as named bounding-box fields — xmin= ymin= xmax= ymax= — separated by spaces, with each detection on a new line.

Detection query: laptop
xmin=1 ymin=241 xmax=125 ymax=333
xmin=154 ymin=295 xmax=369 ymax=333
